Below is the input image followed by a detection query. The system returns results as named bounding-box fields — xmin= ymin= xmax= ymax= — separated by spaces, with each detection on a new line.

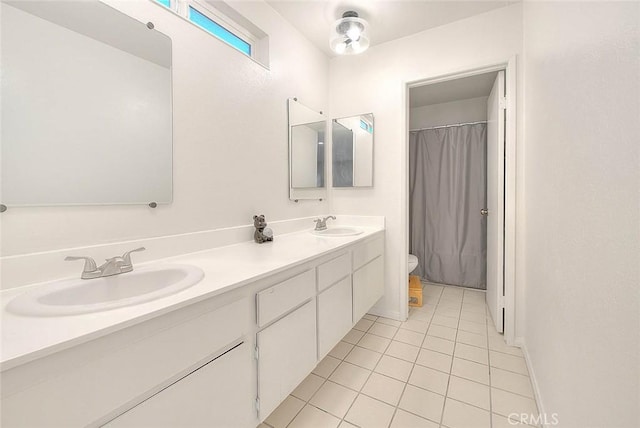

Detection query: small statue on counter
xmin=253 ymin=214 xmax=274 ymax=244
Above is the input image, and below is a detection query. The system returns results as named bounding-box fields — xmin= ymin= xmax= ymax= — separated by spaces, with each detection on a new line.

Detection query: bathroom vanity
xmin=0 ymin=227 xmax=384 ymax=427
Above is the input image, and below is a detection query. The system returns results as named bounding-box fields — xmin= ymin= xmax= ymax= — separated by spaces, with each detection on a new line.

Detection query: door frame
xmin=400 ymin=57 xmax=517 ymax=345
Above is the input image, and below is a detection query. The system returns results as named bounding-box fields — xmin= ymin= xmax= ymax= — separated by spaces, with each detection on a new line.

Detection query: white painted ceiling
xmin=410 ymin=71 xmax=498 ymax=107
xmin=265 ymin=0 xmax=515 ymax=57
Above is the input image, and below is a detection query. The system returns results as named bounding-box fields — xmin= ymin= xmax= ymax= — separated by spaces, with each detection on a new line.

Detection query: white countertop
xmin=0 ymin=226 xmax=384 ymax=371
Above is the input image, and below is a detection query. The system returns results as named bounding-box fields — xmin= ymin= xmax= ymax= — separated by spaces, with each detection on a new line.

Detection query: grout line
xmin=437 ymin=284 xmax=463 ymax=426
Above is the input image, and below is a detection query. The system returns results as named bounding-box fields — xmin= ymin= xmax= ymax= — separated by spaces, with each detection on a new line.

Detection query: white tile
xmin=390 ymin=409 xmax=439 ymax=428
xmin=344 ymin=394 xmax=396 ymax=428
xmin=489 ymin=336 xmax=525 ymax=357
xmin=435 ymin=307 xmax=461 ymax=319
xmin=394 ymin=328 xmax=425 ymax=346
xmin=491 ymin=388 xmax=538 ymax=418
xmin=338 ymin=421 xmax=359 ymax=428
xmin=328 ymin=361 xmax=371 ymax=391
xmin=460 ymin=311 xmax=486 ymax=324
xmin=461 ymin=303 xmax=486 ymax=314
xmin=422 ymin=336 xmax=455 ymax=355
xmin=400 ymin=319 xmax=430 ymax=333
xmin=377 ymin=317 xmax=402 ymax=327
xmin=354 ymin=318 xmax=374 ymax=332
xmin=456 ymin=330 xmax=488 ymax=348
xmin=313 ymin=355 xmax=341 ymax=378
xmin=369 ymin=322 xmax=399 ymax=339
xmin=442 ymin=287 xmax=464 ymax=297
xmin=458 ymin=320 xmax=487 ymax=335
xmin=398 ymin=384 xmax=445 ymax=423
xmin=385 ymin=340 xmax=420 ymax=362
xmin=345 ymin=346 xmax=382 ymax=370
xmin=363 ymin=314 xmax=378 ymax=321
xmin=451 ymin=357 xmax=490 ymax=385
xmin=446 ymin=375 xmax=490 ymax=410
xmin=288 ymin=404 xmax=340 ymax=428
xmin=490 ymin=368 xmax=535 ymax=398
xmin=490 ymin=351 xmax=529 ymax=375
xmin=408 ymin=364 xmax=450 ymax=395
xmin=454 ymin=342 xmax=489 ymax=365
xmin=342 ymin=329 xmax=365 ymax=345
xmin=409 ymin=308 xmax=432 ymax=322
xmin=427 ymin=324 xmax=457 ymax=341
xmin=438 ymin=299 xmax=462 ymax=311
xmin=374 ymin=355 xmax=414 ymax=382
xmin=329 ymin=341 xmax=355 ymax=360
xmin=265 ymin=395 xmax=305 ymax=428
xmin=441 ymin=398 xmax=490 ymax=428
xmin=492 ymin=413 xmax=537 ymax=428
xmin=416 ymin=348 xmax=453 ymax=373
xmin=361 ymin=372 xmax=406 ymax=406
xmin=308 ymin=381 xmax=357 ymax=418
xmin=291 ymin=373 xmax=325 ymax=401
xmin=431 ymin=314 xmax=459 ymax=329
xmin=358 ymin=333 xmax=392 ymax=353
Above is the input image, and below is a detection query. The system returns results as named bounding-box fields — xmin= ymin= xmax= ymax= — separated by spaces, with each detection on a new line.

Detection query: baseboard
xmin=515 ymin=338 xmax=548 ymax=428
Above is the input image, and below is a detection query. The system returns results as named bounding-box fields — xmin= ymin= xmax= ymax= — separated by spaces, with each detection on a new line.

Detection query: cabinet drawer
xmin=257 ymin=269 xmax=315 ymax=328
xmin=1 ymin=297 xmax=250 ymax=428
xmin=317 ymin=252 xmax=351 ymax=292
xmin=104 ymin=343 xmax=253 ymax=428
xmin=353 ymin=237 xmax=384 ymax=270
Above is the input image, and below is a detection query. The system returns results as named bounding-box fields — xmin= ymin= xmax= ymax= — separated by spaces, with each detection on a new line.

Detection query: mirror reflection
xmin=332 ymin=113 xmax=374 ymax=187
xmin=290 ymin=122 xmax=325 ymax=188
xmin=1 ymin=0 xmax=173 ymax=206
xmin=288 ymin=98 xmax=326 ymax=200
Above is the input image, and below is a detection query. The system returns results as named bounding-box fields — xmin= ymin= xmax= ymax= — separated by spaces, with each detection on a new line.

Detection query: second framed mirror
xmin=332 ymin=113 xmax=374 ymax=187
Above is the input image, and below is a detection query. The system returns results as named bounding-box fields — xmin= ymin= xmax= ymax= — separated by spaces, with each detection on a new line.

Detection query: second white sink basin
xmin=311 ymin=227 xmax=364 ymax=237
xmin=7 ymin=264 xmax=204 ymax=317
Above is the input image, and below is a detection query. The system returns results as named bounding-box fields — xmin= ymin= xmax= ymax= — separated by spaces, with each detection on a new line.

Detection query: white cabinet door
xmin=104 ymin=343 xmax=253 ymax=428
xmin=317 ymin=276 xmax=352 ymax=358
xmin=353 ymin=256 xmax=384 ymax=322
xmin=257 ymin=300 xmax=317 ymax=421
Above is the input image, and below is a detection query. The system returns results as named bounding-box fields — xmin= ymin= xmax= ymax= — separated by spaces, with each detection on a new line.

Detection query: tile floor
xmin=262 ymin=282 xmax=539 ymax=428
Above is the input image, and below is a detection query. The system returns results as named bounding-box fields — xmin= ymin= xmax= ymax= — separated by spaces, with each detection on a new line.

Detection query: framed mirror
xmin=332 ymin=113 xmax=374 ymax=187
xmin=1 ymin=0 xmax=173 ymax=207
xmin=288 ymin=98 xmax=327 ymax=201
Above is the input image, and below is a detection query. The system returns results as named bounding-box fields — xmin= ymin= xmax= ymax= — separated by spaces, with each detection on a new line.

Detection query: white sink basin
xmin=311 ymin=227 xmax=364 ymax=237
xmin=7 ymin=264 xmax=204 ymax=317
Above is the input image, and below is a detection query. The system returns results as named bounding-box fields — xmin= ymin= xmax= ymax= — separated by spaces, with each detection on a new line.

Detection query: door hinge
xmin=254 ymin=346 xmax=259 ymax=360
xmin=255 ymin=397 xmax=260 ymax=412
xmin=499 ymin=96 xmax=507 ymax=110
xmin=499 ymin=294 xmax=505 ymax=309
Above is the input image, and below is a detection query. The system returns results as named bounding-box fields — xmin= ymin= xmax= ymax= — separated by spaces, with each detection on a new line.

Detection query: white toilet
xmin=408 ymin=254 xmax=418 ymax=274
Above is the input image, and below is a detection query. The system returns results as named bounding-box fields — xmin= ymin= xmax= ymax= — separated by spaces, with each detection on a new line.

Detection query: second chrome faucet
xmin=313 ymin=216 xmax=336 ymax=231
xmin=65 ymin=247 xmax=146 ymax=280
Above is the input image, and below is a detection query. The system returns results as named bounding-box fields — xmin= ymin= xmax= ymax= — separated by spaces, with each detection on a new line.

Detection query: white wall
xmin=329 ymin=4 xmax=524 ymax=321
xmin=410 ymin=96 xmax=488 ymax=130
xmin=522 ymin=2 xmax=640 ymax=427
xmin=0 ymin=0 xmax=329 ymax=257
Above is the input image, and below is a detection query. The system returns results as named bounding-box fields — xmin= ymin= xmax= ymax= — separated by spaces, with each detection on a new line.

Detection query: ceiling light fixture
xmin=330 ymin=11 xmax=370 ymax=55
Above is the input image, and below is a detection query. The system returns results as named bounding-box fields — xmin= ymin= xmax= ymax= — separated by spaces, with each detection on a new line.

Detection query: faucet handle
xmin=121 ymin=247 xmax=145 ymax=266
xmin=65 ymin=256 xmax=98 ymax=273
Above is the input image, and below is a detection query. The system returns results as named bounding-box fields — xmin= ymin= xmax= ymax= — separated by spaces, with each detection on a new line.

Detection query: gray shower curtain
xmin=409 ymin=124 xmax=487 ymax=289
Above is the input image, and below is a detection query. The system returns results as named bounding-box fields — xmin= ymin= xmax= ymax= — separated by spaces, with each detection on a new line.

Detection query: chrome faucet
xmin=313 ymin=216 xmax=336 ymax=231
xmin=65 ymin=247 xmax=146 ymax=279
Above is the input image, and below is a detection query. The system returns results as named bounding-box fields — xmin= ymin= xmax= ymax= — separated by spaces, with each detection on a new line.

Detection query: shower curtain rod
xmin=409 ymin=120 xmax=487 ymax=132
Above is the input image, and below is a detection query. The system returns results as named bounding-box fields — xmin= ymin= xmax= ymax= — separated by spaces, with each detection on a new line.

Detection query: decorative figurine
xmin=253 ymin=214 xmax=274 ymax=244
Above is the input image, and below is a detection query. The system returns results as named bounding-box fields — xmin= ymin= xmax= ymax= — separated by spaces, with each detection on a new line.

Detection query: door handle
xmin=481 ymin=209 xmax=488 ymax=216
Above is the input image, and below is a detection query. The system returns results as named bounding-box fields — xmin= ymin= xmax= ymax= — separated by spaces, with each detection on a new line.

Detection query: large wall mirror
xmin=288 ymin=98 xmax=327 ymax=201
xmin=1 ymin=0 xmax=173 ymax=207
xmin=332 ymin=113 xmax=374 ymax=187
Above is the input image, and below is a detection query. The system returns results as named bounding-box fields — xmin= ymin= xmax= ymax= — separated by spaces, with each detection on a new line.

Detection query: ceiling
xmin=410 ymin=71 xmax=498 ymax=107
xmin=265 ymin=0 xmax=515 ymax=57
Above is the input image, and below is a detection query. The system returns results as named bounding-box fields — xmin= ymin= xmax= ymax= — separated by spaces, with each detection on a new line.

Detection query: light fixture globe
xmin=330 ymin=11 xmax=370 ymax=55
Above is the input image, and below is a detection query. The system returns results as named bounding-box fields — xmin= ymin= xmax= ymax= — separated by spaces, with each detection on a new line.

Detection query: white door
xmin=486 ymin=71 xmax=505 ymax=333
